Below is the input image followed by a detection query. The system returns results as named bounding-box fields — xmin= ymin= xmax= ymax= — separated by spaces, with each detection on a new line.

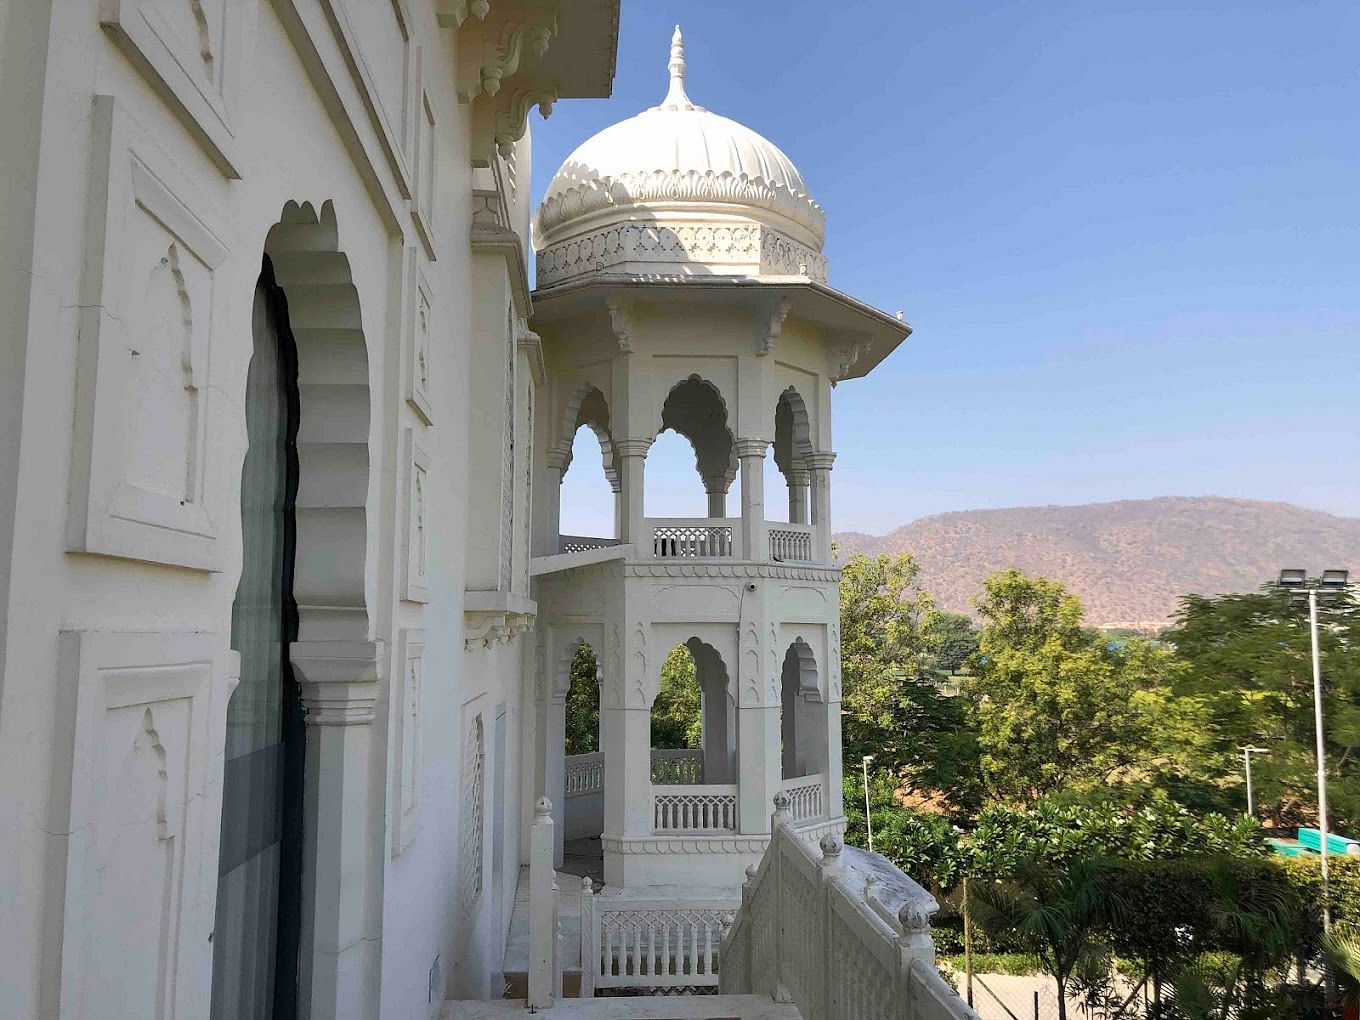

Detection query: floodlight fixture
xmin=1278 ymin=568 xmax=1308 ymax=588
xmin=1320 ymin=569 xmax=1350 ymax=589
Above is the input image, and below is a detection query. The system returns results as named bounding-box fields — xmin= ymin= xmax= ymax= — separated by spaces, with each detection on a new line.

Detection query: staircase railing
xmin=526 ymin=797 xmax=562 ymax=1009
xmin=719 ymin=793 xmax=980 ymax=1020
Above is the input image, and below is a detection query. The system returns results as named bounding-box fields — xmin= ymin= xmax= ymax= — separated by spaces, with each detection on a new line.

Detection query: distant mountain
xmin=834 ymin=497 xmax=1360 ymax=628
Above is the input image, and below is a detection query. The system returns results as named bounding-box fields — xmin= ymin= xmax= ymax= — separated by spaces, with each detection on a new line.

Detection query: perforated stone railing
xmin=558 ymin=534 xmax=621 ymax=554
xmin=649 ymin=519 xmax=735 ymax=558
xmin=650 ymin=747 xmax=704 ymax=785
xmin=769 ymin=525 xmax=814 ymax=562
xmin=720 ymin=794 xmax=981 ymax=1020
xmin=781 ymin=773 xmax=826 ymax=822
xmin=579 ymin=880 xmax=739 ymax=996
xmin=565 ymin=752 xmax=604 ymax=797
xmin=652 ymin=784 xmax=738 ymax=832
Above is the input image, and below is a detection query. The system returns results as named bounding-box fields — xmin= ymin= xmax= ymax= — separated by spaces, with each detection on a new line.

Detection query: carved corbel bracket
xmin=605 ymin=297 xmax=632 ymax=353
xmin=436 ymin=0 xmax=491 ymax=29
xmin=463 ymin=589 xmax=538 ymax=651
xmin=494 ymin=86 xmax=557 ymax=160
xmin=828 ymin=337 xmax=872 ymax=386
xmin=456 ymin=4 xmax=558 ymax=102
xmin=755 ymin=297 xmax=792 ymax=357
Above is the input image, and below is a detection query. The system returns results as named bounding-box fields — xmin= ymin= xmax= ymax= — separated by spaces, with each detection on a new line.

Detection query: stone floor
xmin=440 ymin=993 xmax=802 ymax=1019
xmin=561 ymin=835 xmax=606 ymax=889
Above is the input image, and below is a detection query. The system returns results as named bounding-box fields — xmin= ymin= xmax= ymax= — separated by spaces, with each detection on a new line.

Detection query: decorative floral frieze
xmin=463 ymin=608 xmax=536 ymax=651
xmin=536 ymin=168 xmax=826 ymax=242
xmin=538 ymin=220 xmax=828 ymax=286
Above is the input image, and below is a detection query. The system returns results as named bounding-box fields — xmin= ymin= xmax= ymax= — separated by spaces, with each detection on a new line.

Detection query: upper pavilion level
xmin=529 ymin=29 xmax=910 ymax=570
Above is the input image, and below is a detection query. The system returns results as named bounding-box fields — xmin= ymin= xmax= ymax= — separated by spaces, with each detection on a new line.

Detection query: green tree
xmin=965 ymin=858 xmax=1123 ymax=1020
xmin=564 ymin=644 xmax=599 ymax=756
xmin=650 ymin=644 xmax=702 ymax=749
xmin=1166 ymin=585 xmax=1360 ymax=829
xmin=930 ymin=612 xmax=979 ymax=675
xmin=964 ymin=569 xmax=1205 ymax=804
xmin=838 ymin=552 xmax=981 ymax=808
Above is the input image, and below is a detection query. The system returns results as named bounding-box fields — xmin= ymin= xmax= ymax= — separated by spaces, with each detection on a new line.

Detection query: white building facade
xmin=0 ymin=2 xmax=618 ymax=1017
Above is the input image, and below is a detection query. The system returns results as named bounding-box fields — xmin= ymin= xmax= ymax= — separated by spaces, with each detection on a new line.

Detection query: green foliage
xmin=838 ymin=553 xmax=982 ymax=808
xmin=931 ymin=612 xmax=980 ymax=675
xmin=964 ymin=569 xmax=1209 ymax=804
xmin=1166 ymin=585 xmax=1360 ymax=828
xmin=939 ymin=952 xmax=1043 ymax=976
xmin=649 ymin=644 xmax=701 ymax=749
xmin=564 ymin=644 xmax=599 ymax=756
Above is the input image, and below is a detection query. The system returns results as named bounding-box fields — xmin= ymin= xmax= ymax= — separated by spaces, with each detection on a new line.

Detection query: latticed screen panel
xmin=778 ymin=848 xmax=823 ymax=1017
xmin=565 ymin=754 xmax=604 ymax=796
xmin=828 ymin=902 xmax=896 ymax=1020
xmin=652 ymin=790 xmax=737 ymax=831
xmin=650 ymin=749 xmax=704 ymax=785
xmin=768 ymin=527 xmax=813 ymax=562
xmin=652 ymin=525 xmax=733 ymax=558
xmin=459 ymin=715 xmax=485 ymax=909
xmin=781 ymin=776 xmax=824 ymax=821
xmin=593 ymin=907 xmax=733 ymax=988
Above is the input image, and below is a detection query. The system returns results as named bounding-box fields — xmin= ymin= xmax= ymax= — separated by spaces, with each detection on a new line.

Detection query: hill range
xmin=833 ymin=496 xmax=1360 ymax=628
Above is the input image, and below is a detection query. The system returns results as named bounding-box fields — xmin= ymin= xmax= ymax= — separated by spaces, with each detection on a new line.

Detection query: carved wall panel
xmin=100 ymin=0 xmax=249 ymax=176
xmin=776 ymin=585 xmax=830 ymax=621
xmin=391 ymin=628 xmax=425 ymax=854
xmin=45 ymin=630 xmax=220 ymax=1018
xmin=403 ymin=247 xmax=435 ymax=424
xmin=413 ymin=86 xmax=438 ymax=257
xmin=651 ymin=583 xmax=739 ymax=620
xmin=68 ymin=97 xmax=228 ymax=571
xmin=341 ymin=0 xmax=417 ymax=161
xmin=402 ymin=429 xmax=431 ymax=602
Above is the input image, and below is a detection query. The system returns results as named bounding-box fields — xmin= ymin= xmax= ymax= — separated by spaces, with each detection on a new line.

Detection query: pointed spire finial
xmin=658 ymin=24 xmax=696 ymax=110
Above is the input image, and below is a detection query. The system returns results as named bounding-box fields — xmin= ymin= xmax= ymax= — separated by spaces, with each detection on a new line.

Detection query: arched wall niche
xmin=261 ymin=199 xmax=373 ymax=645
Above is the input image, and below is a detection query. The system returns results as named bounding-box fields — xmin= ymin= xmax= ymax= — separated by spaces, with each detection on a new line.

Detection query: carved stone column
xmin=541 ymin=449 xmax=566 ymax=555
xmin=735 ymin=438 xmax=768 ymax=560
xmin=702 ymin=475 xmax=728 ymax=519
xmin=600 ymin=616 xmax=654 ymax=887
xmin=615 ymin=438 xmax=651 ymax=548
xmin=289 ymin=638 xmax=383 ymax=1020
xmin=787 ymin=467 xmax=810 ymax=525
xmin=807 ymin=452 xmax=836 ymax=561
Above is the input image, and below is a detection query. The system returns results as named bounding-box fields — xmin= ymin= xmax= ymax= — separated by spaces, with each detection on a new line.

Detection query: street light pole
xmin=862 ymin=755 xmax=874 ymax=853
xmin=1278 ymin=567 xmax=1349 ymax=934
xmin=1308 ymin=588 xmax=1331 ymax=932
xmin=1240 ymin=746 xmax=1268 ymax=818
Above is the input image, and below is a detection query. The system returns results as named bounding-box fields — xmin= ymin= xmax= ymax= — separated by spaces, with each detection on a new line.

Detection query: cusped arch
xmin=783 ymin=637 xmax=819 ymax=698
xmin=262 ymin=200 xmax=371 ymax=643
xmin=553 ymin=632 xmax=601 ymax=699
xmin=773 ymin=386 xmax=814 ymax=476
xmin=557 ymin=382 xmax=619 ymax=490
xmin=658 ymin=374 xmax=737 ymax=485
xmin=646 ymin=634 xmax=731 ymax=709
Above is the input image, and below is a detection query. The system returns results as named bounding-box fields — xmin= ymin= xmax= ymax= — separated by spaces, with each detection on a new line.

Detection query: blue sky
xmin=535 ymin=1 xmax=1360 ymax=536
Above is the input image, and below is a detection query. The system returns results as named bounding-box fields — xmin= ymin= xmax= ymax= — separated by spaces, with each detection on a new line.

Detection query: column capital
xmin=544 ymin=448 xmax=569 ymax=471
xmin=806 ymin=451 xmax=837 ymax=472
xmin=734 ymin=438 xmax=770 ymax=459
xmin=615 ymin=437 xmax=653 ymax=458
xmin=290 ymin=639 xmax=384 ymax=726
xmin=787 ymin=468 xmax=811 ymax=485
xmin=701 ymin=475 xmax=730 ymax=495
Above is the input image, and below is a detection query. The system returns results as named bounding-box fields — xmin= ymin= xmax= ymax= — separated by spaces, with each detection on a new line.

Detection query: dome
xmin=534 ymin=28 xmax=829 ymax=286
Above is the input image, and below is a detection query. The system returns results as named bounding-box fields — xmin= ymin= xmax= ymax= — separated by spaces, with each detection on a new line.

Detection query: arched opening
xmin=213 ymin=256 xmax=304 ymax=1020
xmin=560 ymin=640 xmax=605 ymax=878
xmin=772 ymin=387 xmax=813 ymax=525
xmin=214 ymin=202 xmax=374 ymax=1019
xmin=780 ymin=638 xmax=825 ymax=782
xmin=557 ymin=385 xmax=619 ymax=546
xmin=650 ymin=639 xmax=736 ymax=786
xmin=648 ymin=375 xmax=736 ymax=520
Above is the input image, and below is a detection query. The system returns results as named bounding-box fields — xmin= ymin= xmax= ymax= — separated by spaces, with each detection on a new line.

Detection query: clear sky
xmin=534 ymin=1 xmax=1360 ymax=537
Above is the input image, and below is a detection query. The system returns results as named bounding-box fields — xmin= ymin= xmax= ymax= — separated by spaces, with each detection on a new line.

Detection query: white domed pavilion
xmin=526 ymin=25 xmax=912 ymax=894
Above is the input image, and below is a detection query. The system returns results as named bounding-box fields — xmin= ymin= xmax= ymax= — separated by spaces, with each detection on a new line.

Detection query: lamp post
xmin=1240 ymin=746 xmax=1269 ymax=818
xmin=862 ymin=755 xmax=874 ymax=853
xmin=1276 ymin=567 xmax=1350 ymax=932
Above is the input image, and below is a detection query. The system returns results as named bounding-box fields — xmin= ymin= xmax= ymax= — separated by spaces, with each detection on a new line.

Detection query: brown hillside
xmin=834 ymin=497 xmax=1360 ymax=627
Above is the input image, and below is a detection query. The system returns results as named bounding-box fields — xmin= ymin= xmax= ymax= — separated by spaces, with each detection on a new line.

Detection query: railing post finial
xmin=772 ymin=789 xmax=791 ymax=820
xmin=535 ymin=795 xmax=552 ymax=817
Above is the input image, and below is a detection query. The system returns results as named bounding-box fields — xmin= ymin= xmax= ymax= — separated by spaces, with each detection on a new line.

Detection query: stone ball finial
xmin=535 ymin=796 xmax=552 ymax=817
xmin=898 ymin=901 xmax=931 ymax=933
xmin=819 ymin=832 xmax=843 ymax=858
xmin=745 ymin=864 xmax=759 ymax=882
xmin=582 ymin=877 xmax=593 ymax=893
xmin=773 ymin=790 xmax=791 ymax=812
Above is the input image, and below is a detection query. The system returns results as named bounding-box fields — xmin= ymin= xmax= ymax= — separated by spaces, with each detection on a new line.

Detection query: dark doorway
xmin=211 ymin=256 xmax=305 ymax=1019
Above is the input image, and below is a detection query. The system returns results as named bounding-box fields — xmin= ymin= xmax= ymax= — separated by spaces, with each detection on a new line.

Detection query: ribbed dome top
xmin=535 ymin=27 xmax=825 ymax=250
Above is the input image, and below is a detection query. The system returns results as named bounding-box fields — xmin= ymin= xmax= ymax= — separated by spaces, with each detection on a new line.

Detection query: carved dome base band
xmin=537 ymin=220 xmax=828 ymax=286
